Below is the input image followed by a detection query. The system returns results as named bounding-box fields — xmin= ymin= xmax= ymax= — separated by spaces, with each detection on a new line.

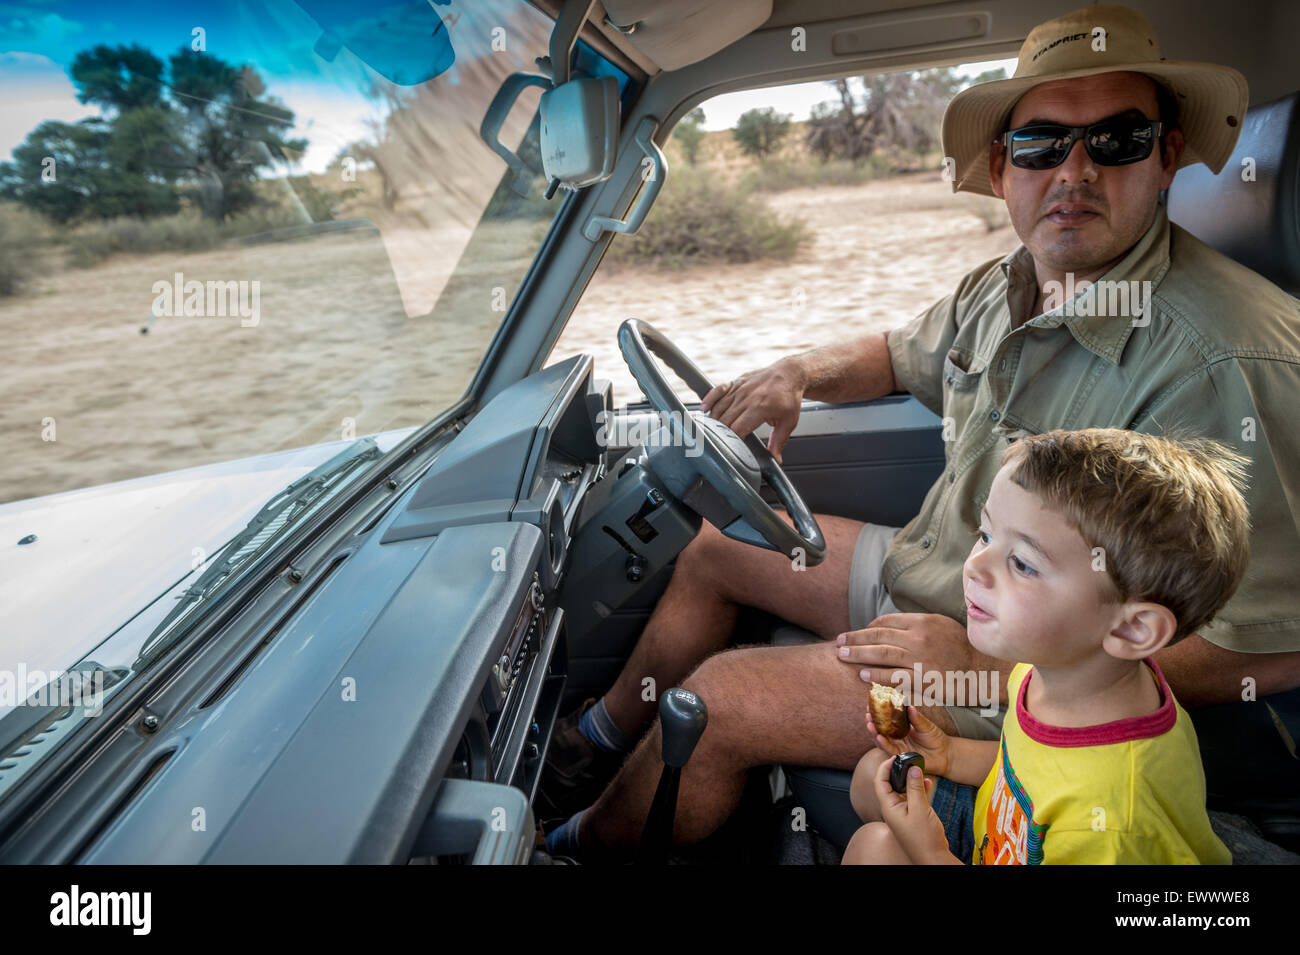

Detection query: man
xmin=544 ymin=3 xmax=1300 ymax=858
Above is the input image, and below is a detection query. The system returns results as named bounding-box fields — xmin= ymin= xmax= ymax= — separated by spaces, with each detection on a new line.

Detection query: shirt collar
xmin=998 ymin=205 xmax=1173 ymax=365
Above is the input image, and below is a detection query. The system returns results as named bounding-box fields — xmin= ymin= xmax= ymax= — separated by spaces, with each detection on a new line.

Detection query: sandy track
xmin=551 ymin=173 xmax=1017 ymax=405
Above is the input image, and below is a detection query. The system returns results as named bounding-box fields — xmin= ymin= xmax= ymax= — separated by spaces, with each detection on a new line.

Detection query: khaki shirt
xmin=884 ymin=205 xmax=1300 ymax=654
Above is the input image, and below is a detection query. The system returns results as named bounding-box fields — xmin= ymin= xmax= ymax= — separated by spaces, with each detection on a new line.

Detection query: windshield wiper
xmin=142 ymin=438 xmax=382 ymax=656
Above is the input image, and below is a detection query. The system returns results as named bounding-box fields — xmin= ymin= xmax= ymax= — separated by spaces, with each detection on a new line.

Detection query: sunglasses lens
xmin=1009 ymin=126 xmax=1071 ymax=170
xmin=1087 ymin=119 xmax=1157 ymax=164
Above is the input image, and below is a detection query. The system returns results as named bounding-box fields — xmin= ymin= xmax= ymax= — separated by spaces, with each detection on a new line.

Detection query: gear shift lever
xmin=638 ymin=687 xmax=708 ymax=864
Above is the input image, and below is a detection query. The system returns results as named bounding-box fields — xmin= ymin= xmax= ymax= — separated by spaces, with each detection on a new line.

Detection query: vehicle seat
xmin=771 ymin=90 xmax=1300 ymax=858
xmin=1166 ymin=91 xmax=1299 ymax=295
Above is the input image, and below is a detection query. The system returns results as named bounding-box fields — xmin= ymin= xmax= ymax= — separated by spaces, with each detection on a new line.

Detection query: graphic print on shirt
xmin=977 ymin=737 xmax=1048 ymax=865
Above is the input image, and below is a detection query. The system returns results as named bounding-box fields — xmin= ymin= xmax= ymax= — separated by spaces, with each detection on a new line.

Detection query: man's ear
xmin=1103 ymin=601 xmax=1178 ymax=660
xmin=1159 ymin=128 xmax=1185 ymax=190
xmin=988 ymin=142 xmax=1006 ymax=199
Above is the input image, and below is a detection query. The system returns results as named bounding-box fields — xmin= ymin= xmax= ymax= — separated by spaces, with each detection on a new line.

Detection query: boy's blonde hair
xmin=999 ymin=428 xmax=1250 ymax=643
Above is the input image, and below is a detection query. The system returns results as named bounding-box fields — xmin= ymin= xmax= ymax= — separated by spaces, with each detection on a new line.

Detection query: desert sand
xmin=552 ymin=172 xmax=1017 ymax=405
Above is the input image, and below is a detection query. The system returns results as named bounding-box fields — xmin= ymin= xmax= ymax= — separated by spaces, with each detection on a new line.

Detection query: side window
xmin=548 ymin=62 xmax=1018 ymax=409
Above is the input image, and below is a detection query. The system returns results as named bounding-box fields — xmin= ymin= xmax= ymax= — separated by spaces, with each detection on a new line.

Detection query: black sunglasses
xmin=1001 ymin=117 xmax=1164 ymax=170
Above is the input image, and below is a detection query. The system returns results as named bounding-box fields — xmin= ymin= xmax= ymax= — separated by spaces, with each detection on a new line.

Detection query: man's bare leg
xmin=601 ymin=512 xmax=869 ymax=738
xmin=583 ymin=641 xmax=958 ymax=848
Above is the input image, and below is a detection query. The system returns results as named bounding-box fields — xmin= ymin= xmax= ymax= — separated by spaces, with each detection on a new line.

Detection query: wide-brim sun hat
xmin=942 ymin=3 xmax=1249 ymax=197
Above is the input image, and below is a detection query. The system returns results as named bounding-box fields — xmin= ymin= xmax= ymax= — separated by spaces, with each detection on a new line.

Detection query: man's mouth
xmin=1045 ymin=202 xmax=1101 ymax=226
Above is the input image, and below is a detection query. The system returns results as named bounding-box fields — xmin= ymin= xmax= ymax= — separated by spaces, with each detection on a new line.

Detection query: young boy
xmin=843 ymin=428 xmax=1249 ymax=865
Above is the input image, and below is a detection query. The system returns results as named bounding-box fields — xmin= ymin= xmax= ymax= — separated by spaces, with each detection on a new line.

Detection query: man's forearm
xmin=787 ymin=331 xmax=902 ymax=404
xmin=1155 ymin=635 xmax=1300 ymax=707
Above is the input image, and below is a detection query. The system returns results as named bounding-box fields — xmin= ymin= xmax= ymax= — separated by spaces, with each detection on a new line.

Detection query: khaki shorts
xmin=848 ymin=522 xmax=1006 ymax=741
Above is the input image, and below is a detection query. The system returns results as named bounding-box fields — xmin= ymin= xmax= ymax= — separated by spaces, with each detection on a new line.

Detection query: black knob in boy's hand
xmin=890 ymin=752 xmax=926 ymax=794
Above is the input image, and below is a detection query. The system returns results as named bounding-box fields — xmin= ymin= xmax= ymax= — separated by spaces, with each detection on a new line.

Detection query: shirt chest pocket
xmin=942 ymin=349 xmax=988 ymax=427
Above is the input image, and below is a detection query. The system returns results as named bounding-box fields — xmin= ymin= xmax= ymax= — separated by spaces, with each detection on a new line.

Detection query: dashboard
xmin=1 ymin=354 xmax=657 ymax=864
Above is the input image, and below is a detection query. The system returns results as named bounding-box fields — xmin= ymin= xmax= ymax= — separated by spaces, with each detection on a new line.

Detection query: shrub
xmin=62 ymin=200 xmax=319 ymax=267
xmin=731 ymin=107 xmax=791 ymax=160
xmin=604 ymin=168 xmax=809 ymax=269
xmin=65 ymin=212 xmax=224 ymax=267
xmin=287 ymin=176 xmax=362 ymax=221
xmin=0 ymin=203 xmax=51 ymax=296
xmin=673 ymin=108 xmax=708 ymax=166
xmin=742 ymin=155 xmax=892 ymax=192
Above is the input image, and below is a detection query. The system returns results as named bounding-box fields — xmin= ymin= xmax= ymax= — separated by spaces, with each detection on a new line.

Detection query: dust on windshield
xmin=0 ymin=0 xmax=568 ymax=505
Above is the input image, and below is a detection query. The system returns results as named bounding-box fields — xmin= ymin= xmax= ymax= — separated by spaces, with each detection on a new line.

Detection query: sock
xmin=578 ymin=697 xmax=636 ymax=753
xmin=545 ymin=808 xmax=586 ymax=857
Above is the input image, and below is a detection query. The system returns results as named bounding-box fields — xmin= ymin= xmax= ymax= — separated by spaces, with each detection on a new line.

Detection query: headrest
xmin=1168 ymin=92 xmax=1300 ymax=295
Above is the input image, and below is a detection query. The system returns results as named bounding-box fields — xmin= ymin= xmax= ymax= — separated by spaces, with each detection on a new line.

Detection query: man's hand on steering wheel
xmin=835 ymin=612 xmax=1008 ymax=704
xmin=699 ymin=356 xmax=807 ymax=465
xmin=618 ymin=319 xmax=826 ymax=564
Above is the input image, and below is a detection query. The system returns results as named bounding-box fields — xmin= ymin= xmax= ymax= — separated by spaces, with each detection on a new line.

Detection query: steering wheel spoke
xmin=618 ymin=319 xmax=826 ymax=565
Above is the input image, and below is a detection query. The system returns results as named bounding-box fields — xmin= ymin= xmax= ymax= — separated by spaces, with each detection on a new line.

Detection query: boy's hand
xmin=872 ymin=751 xmax=958 ymax=865
xmin=866 ymin=705 xmax=954 ymax=777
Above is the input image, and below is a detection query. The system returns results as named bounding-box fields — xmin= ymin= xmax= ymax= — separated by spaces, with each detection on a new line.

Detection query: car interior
xmin=1 ymin=0 xmax=1296 ymax=864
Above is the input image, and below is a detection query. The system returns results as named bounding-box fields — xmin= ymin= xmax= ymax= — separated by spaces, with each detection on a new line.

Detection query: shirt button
xmin=921 ymin=537 xmax=931 ymax=549
xmin=948 ymin=471 xmax=955 ymax=483
xmin=998 ymin=358 xmax=1007 ymax=373
xmin=989 ymin=410 xmax=1000 ymax=422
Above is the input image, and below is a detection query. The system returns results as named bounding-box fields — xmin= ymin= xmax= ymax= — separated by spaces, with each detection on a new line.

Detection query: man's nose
xmin=1055 ymin=135 xmax=1098 ymax=184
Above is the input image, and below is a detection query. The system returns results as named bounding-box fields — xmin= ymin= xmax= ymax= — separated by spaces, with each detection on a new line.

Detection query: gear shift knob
xmin=659 ymin=687 xmax=708 ymax=768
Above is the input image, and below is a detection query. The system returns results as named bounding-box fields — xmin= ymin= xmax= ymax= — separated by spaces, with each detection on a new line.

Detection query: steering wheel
xmin=617 ymin=318 xmax=826 ymax=566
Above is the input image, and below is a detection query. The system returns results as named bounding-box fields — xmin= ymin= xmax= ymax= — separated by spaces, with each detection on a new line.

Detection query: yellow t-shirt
xmin=971 ymin=661 xmax=1231 ymax=865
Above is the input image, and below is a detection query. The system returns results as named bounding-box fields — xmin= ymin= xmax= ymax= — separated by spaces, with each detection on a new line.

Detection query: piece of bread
xmin=868 ymin=682 xmax=910 ymax=739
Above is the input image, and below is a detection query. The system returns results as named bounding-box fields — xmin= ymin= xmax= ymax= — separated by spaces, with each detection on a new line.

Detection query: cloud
xmin=0 ymin=52 xmax=98 ymax=160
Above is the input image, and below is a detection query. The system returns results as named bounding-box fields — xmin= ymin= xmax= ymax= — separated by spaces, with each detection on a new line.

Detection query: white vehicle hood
xmin=0 ymin=430 xmax=415 ymax=681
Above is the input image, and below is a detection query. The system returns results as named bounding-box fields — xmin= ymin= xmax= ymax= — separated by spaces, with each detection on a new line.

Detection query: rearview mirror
xmin=539 ymin=75 xmax=619 ymax=190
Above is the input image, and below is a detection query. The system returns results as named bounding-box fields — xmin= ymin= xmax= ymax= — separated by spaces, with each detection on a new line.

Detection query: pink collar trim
xmin=1016 ymin=660 xmax=1177 ymax=747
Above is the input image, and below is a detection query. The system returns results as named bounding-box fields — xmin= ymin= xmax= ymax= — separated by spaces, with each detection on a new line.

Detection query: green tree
xmin=966 ymin=67 xmax=1009 ymax=88
xmin=169 ymin=50 xmax=306 ymax=220
xmin=732 ymin=107 xmax=791 ymax=161
xmin=805 ymin=68 xmax=965 ymax=167
xmin=673 ymin=107 xmax=707 ymax=165
xmin=0 ymin=43 xmax=305 ymax=224
xmin=69 ymin=44 xmax=166 ymax=113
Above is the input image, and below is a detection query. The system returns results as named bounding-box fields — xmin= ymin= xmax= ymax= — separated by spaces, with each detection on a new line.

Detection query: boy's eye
xmin=976 ymin=528 xmax=990 ymax=544
xmin=1012 ymin=555 xmax=1037 ymax=576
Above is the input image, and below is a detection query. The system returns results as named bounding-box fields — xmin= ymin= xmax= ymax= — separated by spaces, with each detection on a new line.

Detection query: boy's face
xmin=962 ymin=465 xmax=1119 ymax=665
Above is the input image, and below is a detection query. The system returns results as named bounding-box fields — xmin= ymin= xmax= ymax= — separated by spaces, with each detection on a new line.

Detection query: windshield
xmin=1 ymin=0 xmax=568 ymax=503
xmin=0 ymin=0 xmax=631 ymax=796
